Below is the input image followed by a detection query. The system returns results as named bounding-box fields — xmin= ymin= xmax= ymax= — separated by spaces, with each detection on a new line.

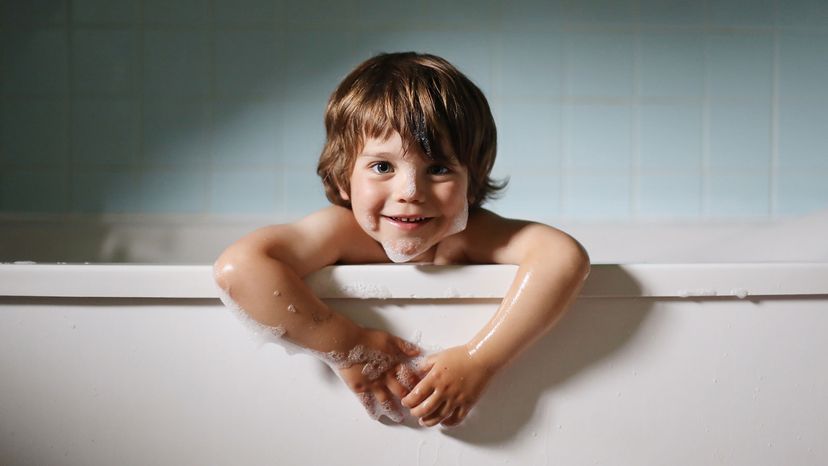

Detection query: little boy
xmin=214 ymin=52 xmax=589 ymax=428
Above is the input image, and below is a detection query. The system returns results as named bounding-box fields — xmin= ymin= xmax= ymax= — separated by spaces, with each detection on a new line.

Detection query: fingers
xmin=356 ymin=386 xmax=404 ymax=422
xmin=395 ymin=363 xmax=419 ymax=391
xmin=372 ymin=386 xmax=404 ymax=423
xmin=417 ymin=357 xmax=435 ymax=375
xmin=401 ymin=379 xmax=433 ymax=409
xmin=418 ymin=401 xmax=449 ymax=427
xmin=395 ymin=336 xmax=421 ymax=357
xmin=357 ymin=392 xmax=378 ymax=419
xmin=409 ymin=389 xmax=443 ymax=418
xmin=385 ymin=370 xmax=411 ymax=400
xmin=440 ymin=406 xmax=469 ymax=427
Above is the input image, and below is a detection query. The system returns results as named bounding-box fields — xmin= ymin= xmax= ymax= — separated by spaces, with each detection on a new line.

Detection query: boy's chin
xmin=379 ymin=236 xmax=439 ymax=263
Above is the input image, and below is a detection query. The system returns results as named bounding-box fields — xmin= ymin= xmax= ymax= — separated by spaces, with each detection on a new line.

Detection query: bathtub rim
xmin=1 ymin=262 xmax=827 ymax=299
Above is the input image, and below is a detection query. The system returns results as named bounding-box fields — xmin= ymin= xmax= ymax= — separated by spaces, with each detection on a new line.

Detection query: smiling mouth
xmin=387 ymin=216 xmax=430 ymax=223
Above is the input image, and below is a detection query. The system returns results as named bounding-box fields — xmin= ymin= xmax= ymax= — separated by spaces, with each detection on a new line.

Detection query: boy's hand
xmin=401 ymin=345 xmax=494 ymax=427
xmin=335 ymin=328 xmax=421 ymax=422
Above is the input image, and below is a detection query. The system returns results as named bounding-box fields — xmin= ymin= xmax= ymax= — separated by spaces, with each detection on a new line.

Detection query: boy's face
xmin=340 ymin=131 xmax=469 ymax=262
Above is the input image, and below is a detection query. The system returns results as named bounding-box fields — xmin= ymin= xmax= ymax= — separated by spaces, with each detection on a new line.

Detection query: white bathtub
xmin=1 ymin=261 xmax=827 ymax=465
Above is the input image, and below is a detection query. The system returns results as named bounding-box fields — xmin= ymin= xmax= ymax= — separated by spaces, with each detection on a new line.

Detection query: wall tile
xmin=497 ymin=29 xmax=563 ymax=98
xmin=212 ymin=97 xmax=282 ymax=167
xmin=1 ymin=99 xmax=68 ymax=166
xmin=638 ymin=173 xmax=701 ymax=219
xmin=638 ymin=103 xmax=702 ymax=171
xmin=284 ymin=27 xmax=356 ymax=103
xmin=214 ymin=0 xmax=279 ymax=25
xmin=142 ymin=0 xmax=210 ymax=25
xmin=777 ymin=172 xmax=828 ymax=216
xmin=138 ymin=169 xmax=206 ymax=213
xmin=778 ymin=32 xmax=828 ymax=99
xmin=72 ymin=29 xmax=136 ymax=95
xmin=707 ymin=32 xmax=773 ymax=98
xmin=563 ymin=173 xmax=631 ymax=220
xmin=0 ymin=170 xmax=68 ymax=212
xmin=564 ymin=104 xmax=632 ymax=170
xmin=143 ymin=30 xmax=211 ymax=97
xmin=561 ymin=0 xmax=635 ymax=24
xmin=708 ymin=0 xmax=775 ymax=28
xmin=72 ymin=99 xmax=139 ymax=166
xmin=708 ymin=101 xmax=771 ymax=170
xmin=496 ymin=0 xmax=563 ymax=28
xmin=72 ymin=0 xmax=139 ymax=24
xmin=280 ymin=96 xmax=327 ymax=170
xmin=142 ymin=99 xmax=212 ymax=167
xmin=210 ymin=169 xmax=281 ymax=214
xmin=282 ymin=169 xmax=330 ymax=219
xmin=0 ymin=0 xmax=66 ymax=26
xmin=565 ymin=32 xmax=634 ymax=97
xmin=639 ymin=31 xmax=704 ymax=97
xmin=286 ymin=0 xmax=358 ymax=23
xmin=215 ymin=30 xmax=282 ymax=98
xmin=493 ymin=100 xmax=562 ymax=173
xmin=73 ymin=169 xmax=141 ymax=213
xmin=707 ymin=173 xmax=770 ymax=217
xmin=422 ymin=0 xmax=497 ymax=23
xmin=1 ymin=30 xmax=68 ymax=95
xmin=352 ymin=0 xmax=430 ymax=23
xmin=775 ymin=0 xmax=828 ymax=30
xmin=638 ymin=0 xmax=704 ymax=26
xmin=488 ymin=172 xmax=560 ymax=220
xmin=778 ymin=98 xmax=828 ymax=169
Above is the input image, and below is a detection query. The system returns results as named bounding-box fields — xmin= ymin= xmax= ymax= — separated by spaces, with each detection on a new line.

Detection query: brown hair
xmin=317 ymin=52 xmax=505 ymax=208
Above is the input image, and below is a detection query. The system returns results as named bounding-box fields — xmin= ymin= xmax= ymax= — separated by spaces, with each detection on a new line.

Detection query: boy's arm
xmin=214 ymin=206 xmax=420 ymax=420
xmin=402 ymin=209 xmax=590 ymax=427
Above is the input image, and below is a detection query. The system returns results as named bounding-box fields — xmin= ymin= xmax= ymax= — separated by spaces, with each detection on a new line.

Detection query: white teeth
xmin=393 ymin=217 xmax=426 ymax=223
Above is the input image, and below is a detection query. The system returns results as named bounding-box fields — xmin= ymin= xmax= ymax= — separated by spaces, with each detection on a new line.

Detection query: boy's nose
xmin=395 ymin=169 xmax=423 ymax=203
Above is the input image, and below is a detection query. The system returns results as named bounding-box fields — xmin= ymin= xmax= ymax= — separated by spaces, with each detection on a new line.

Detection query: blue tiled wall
xmin=1 ymin=0 xmax=827 ymax=221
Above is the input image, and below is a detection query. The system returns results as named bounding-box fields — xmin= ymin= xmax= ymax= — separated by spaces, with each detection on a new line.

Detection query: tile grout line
xmin=631 ymin=0 xmax=641 ymax=221
xmin=769 ymin=0 xmax=780 ymax=219
xmin=65 ymin=0 xmax=74 ymax=214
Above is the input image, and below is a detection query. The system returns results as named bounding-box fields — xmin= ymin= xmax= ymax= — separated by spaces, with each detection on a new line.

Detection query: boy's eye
xmin=427 ymin=165 xmax=450 ymax=176
xmin=371 ymin=161 xmax=393 ymax=174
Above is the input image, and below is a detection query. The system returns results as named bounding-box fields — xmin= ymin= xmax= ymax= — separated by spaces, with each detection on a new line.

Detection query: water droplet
xmin=273 ymin=290 xmax=281 ymax=297
xmin=287 ymin=304 xmax=297 ymax=313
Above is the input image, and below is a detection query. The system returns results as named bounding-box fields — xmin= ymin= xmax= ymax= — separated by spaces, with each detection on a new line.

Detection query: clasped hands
xmin=336 ymin=328 xmax=494 ymax=427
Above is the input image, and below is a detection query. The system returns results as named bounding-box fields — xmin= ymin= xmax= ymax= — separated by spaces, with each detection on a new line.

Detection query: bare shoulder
xmin=452 ymin=208 xmax=588 ymax=265
xmin=227 ymin=206 xmax=385 ymax=276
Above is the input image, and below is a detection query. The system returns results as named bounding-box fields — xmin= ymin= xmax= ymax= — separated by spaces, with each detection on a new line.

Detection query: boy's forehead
xmin=360 ymin=132 xmax=404 ymax=154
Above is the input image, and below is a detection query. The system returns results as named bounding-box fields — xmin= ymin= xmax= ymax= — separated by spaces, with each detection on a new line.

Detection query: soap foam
xmin=340 ymin=282 xmax=392 ymax=299
xmin=447 ymin=198 xmax=469 ymax=237
xmin=217 ymin=288 xmax=288 ymax=344
xmin=382 ymin=237 xmax=427 ymax=263
xmin=359 ymin=213 xmax=378 ymax=232
xmin=402 ymin=166 xmax=417 ymax=199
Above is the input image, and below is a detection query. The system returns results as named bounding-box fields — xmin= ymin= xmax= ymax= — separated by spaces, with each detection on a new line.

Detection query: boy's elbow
xmin=213 ymin=243 xmax=259 ymax=291
xmin=570 ymin=237 xmax=591 ymax=281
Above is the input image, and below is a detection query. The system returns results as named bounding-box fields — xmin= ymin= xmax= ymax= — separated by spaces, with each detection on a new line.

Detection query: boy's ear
xmin=338 ymin=185 xmax=350 ymax=201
